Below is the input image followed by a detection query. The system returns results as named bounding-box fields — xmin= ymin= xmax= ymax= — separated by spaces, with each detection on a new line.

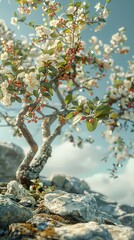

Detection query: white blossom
xmin=11 ymin=17 xmax=18 ymax=26
xmin=104 ymin=44 xmax=113 ymax=55
xmin=49 ymin=19 xmax=59 ymax=27
xmin=89 ymin=36 xmax=98 ymax=44
xmin=112 ymin=33 xmax=121 ymax=42
xmin=36 ymin=54 xmax=55 ymax=68
xmin=102 ymin=8 xmax=109 ymax=19
xmin=0 ymin=52 xmax=8 ymax=61
xmin=1 ymin=80 xmax=8 ymax=91
xmin=35 ymin=26 xmax=51 ymax=37
xmin=124 ymin=80 xmax=132 ymax=89
xmin=17 ymin=72 xmax=25 ymax=79
xmin=94 ymin=2 xmax=101 ymax=12
xmin=94 ymin=45 xmax=101 ymax=55
xmin=66 ymin=6 xmax=76 ymax=15
xmin=23 ymin=72 xmax=39 ymax=92
xmin=1 ymin=93 xmax=12 ymax=105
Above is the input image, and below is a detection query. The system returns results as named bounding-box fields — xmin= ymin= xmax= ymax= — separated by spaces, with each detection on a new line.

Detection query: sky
xmin=0 ymin=0 xmax=134 ymax=206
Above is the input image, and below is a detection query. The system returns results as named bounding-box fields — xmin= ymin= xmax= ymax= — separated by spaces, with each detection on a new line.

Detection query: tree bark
xmin=16 ymin=106 xmax=63 ymax=188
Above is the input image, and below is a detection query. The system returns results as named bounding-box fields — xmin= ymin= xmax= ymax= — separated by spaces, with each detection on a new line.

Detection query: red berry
xmin=89 ymin=118 xmax=94 ymax=123
xmin=81 ymin=116 xmax=86 ymax=120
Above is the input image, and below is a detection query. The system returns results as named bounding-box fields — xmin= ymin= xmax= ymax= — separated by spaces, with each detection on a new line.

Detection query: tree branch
xmin=16 ymin=102 xmax=39 ymax=186
xmin=54 ymin=85 xmax=66 ymax=109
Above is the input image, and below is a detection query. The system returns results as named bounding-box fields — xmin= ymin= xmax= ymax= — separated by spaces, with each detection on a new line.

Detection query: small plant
xmin=29 ymin=178 xmax=55 ymax=201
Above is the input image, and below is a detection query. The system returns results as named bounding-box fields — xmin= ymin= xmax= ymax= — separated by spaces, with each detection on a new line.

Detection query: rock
xmin=0 ymin=195 xmax=33 ymax=228
xmin=55 ymin=221 xmax=113 ymax=240
xmin=48 ymin=174 xmax=90 ymax=194
xmin=118 ymin=213 xmax=134 ymax=229
xmin=44 ymin=190 xmax=120 ymax=226
xmin=28 ymin=213 xmax=66 ymax=228
xmin=8 ymin=220 xmax=134 ymax=240
xmin=90 ymin=191 xmax=123 ymax=217
xmin=44 ymin=190 xmax=100 ymax=223
xmin=50 ymin=174 xmax=66 ymax=189
xmin=19 ymin=196 xmax=36 ymax=207
xmin=9 ymin=222 xmax=58 ymax=239
xmin=6 ymin=180 xmax=28 ymax=199
xmin=0 ymin=142 xmax=25 ymax=182
xmin=119 ymin=204 xmax=134 ymax=214
xmin=104 ymin=224 xmax=134 ymax=240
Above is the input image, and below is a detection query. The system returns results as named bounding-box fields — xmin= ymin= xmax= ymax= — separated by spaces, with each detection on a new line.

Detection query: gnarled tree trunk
xmin=16 ymin=103 xmax=63 ymax=188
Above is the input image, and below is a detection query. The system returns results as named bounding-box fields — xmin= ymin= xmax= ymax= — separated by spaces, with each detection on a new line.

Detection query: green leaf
xmin=109 ymin=112 xmax=118 ymax=119
xmin=72 ymin=100 xmax=78 ymax=106
xmin=41 ymin=82 xmax=52 ymax=88
xmin=87 ymin=100 xmax=95 ymax=110
xmin=63 ymin=29 xmax=71 ymax=34
xmin=47 ymin=48 xmax=55 ymax=55
xmin=57 ymin=61 xmax=66 ymax=68
xmin=16 ymin=96 xmax=22 ymax=103
xmin=66 ymin=14 xmax=73 ymax=20
xmin=18 ymin=16 xmax=26 ymax=22
xmin=50 ymin=32 xmax=58 ymax=38
xmin=11 ymin=97 xmax=16 ymax=103
xmin=7 ymin=85 xmax=14 ymax=91
xmin=72 ymin=113 xmax=84 ymax=125
xmin=33 ymin=90 xmax=39 ymax=97
xmin=48 ymin=88 xmax=53 ymax=96
xmin=65 ymin=94 xmax=73 ymax=105
xmin=65 ymin=112 xmax=74 ymax=120
xmin=38 ymin=66 xmax=46 ymax=74
xmin=48 ymin=65 xmax=58 ymax=75
xmin=75 ymin=2 xmax=82 ymax=7
xmin=86 ymin=118 xmax=98 ymax=132
xmin=106 ymin=0 xmax=111 ymax=3
xmin=42 ymin=92 xmax=52 ymax=100
xmin=95 ymin=104 xmax=110 ymax=118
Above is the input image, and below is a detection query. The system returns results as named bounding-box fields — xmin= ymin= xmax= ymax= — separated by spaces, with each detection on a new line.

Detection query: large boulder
xmin=43 ymin=190 xmax=120 ymax=225
xmin=0 ymin=195 xmax=33 ymax=228
xmin=0 ymin=142 xmax=25 ymax=182
xmin=44 ymin=190 xmax=100 ymax=223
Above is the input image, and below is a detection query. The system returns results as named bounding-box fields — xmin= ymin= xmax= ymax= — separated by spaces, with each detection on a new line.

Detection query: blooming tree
xmin=0 ymin=0 xmax=133 ymax=187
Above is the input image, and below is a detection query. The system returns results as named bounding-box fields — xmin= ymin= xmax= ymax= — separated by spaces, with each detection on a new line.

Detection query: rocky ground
xmin=0 ymin=174 xmax=134 ymax=240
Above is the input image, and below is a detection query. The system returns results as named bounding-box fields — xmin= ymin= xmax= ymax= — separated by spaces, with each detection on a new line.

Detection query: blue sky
xmin=0 ymin=0 xmax=134 ymax=205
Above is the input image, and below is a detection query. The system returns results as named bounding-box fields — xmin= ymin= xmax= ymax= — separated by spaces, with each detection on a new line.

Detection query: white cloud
xmin=86 ymin=158 xmax=134 ymax=206
xmin=40 ymin=141 xmax=134 ymax=206
xmin=40 ymin=141 xmax=105 ymax=178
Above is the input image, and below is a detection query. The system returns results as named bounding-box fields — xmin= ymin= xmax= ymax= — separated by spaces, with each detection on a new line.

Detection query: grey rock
xmin=90 ymin=191 xmax=118 ymax=215
xmin=118 ymin=213 xmax=134 ymax=229
xmin=44 ymin=190 xmax=101 ymax=223
xmin=19 ymin=196 xmax=36 ymax=207
xmin=0 ymin=195 xmax=33 ymax=228
xmin=119 ymin=204 xmax=134 ymax=214
xmin=6 ymin=180 xmax=28 ymax=199
xmin=28 ymin=213 xmax=65 ymax=228
xmin=0 ymin=142 xmax=25 ymax=182
xmin=55 ymin=221 xmax=113 ymax=240
xmin=50 ymin=174 xmax=66 ymax=189
xmin=49 ymin=174 xmax=90 ymax=194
